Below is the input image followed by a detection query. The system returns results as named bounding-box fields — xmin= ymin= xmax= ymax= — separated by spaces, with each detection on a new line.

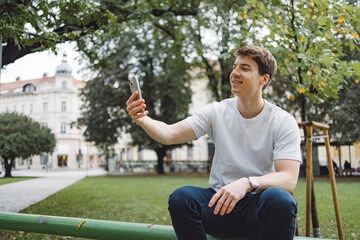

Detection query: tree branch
xmin=153 ymin=23 xmax=176 ymax=40
xmin=2 ymin=21 xmax=99 ymax=67
xmin=151 ymin=9 xmax=197 ymax=17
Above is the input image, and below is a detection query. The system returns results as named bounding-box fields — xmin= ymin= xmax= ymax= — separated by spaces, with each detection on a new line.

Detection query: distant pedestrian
xmin=344 ymin=160 xmax=351 ymax=170
xmin=332 ymin=160 xmax=339 ymax=175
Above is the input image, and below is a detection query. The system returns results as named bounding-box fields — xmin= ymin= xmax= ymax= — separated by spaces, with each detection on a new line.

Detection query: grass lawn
xmin=1 ymin=175 xmax=359 ymax=239
xmin=294 ymin=177 xmax=360 ymax=240
xmin=0 ymin=177 xmax=36 ymax=186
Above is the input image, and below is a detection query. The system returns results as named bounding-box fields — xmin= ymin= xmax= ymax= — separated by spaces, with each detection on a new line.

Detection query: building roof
xmin=0 ymin=76 xmax=85 ymax=95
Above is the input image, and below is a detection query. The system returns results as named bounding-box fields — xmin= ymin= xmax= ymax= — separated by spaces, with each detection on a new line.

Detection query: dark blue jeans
xmin=168 ymin=186 xmax=297 ymax=240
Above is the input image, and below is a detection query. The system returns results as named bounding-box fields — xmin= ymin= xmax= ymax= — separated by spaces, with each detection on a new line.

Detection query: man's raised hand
xmin=126 ymin=91 xmax=149 ymax=124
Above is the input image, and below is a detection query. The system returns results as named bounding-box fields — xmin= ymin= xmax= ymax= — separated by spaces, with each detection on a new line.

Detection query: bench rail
xmin=0 ymin=212 xmax=334 ymax=240
xmin=0 ymin=212 xmax=246 ymax=240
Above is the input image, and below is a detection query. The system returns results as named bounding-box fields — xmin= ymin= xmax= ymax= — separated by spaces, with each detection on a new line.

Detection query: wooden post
xmin=298 ymin=121 xmax=344 ymax=240
xmin=323 ymin=129 xmax=344 ymax=240
xmin=305 ymin=126 xmax=313 ymax=237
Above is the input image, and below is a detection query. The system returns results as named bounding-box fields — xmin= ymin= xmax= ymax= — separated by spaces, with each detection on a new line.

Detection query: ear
xmin=260 ymin=74 xmax=270 ymax=87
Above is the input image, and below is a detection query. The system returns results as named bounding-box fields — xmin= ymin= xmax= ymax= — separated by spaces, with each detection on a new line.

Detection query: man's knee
xmin=168 ymin=186 xmax=196 ymax=212
xmin=258 ymin=187 xmax=297 ymax=217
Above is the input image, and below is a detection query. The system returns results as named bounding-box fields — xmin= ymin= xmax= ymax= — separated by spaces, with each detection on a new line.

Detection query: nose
xmin=231 ymin=67 xmax=241 ymax=78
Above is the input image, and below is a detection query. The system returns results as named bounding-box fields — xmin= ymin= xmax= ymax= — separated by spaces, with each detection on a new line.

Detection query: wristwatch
xmin=248 ymin=177 xmax=259 ymax=193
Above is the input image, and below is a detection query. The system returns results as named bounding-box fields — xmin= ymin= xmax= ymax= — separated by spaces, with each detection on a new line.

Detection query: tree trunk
xmin=155 ymin=147 xmax=166 ymax=175
xmin=311 ymin=176 xmax=322 ymax=237
xmin=105 ymin=152 xmax=109 ymax=173
xmin=4 ymin=157 xmax=14 ymax=178
xmin=299 ymin=94 xmax=307 ymax=122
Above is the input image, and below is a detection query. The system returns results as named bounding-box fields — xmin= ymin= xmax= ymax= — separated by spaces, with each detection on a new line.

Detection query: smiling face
xmin=230 ymin=55 xmax=269 ymax=98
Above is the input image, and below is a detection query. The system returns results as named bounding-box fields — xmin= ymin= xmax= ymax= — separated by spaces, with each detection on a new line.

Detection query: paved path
xmin=0 ymin=168 xmax=106 ymax=213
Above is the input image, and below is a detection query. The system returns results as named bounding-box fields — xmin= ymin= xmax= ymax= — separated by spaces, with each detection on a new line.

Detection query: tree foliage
xmin=0 ymin=112 xmax=56 ymax=177
xmin=0 ymin=0 xmax=110 ymax=67
xmin=189 ymin=0 xmax=243 ymax=101
xmin=308 ymin=42 xmax=360 ymax=144
xmin=250 ymin=0 xmax=360 ymax=123
xmin=3 ymin=0 xmax=360 ymax=167
xmin=77 ymin=1 xmax=195 ymax=174
xmin=0 ymin=0 xmax=198 ymax=67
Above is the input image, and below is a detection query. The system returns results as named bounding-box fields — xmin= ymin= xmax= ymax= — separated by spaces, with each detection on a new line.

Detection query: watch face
xmin=249 ymin=177 xmax=259 ymax=190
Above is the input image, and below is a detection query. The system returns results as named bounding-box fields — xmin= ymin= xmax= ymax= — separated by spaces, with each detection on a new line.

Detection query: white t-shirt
xmin=185 ymin=97 xmax=301 ymax=191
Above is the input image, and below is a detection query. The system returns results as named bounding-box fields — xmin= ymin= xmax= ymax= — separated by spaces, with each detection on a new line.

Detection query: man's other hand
xmin=208 ymin=178 xmax=251 ymax=215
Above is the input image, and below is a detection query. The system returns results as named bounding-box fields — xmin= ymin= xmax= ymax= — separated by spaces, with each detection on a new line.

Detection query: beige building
xmin=0 ymin=53 xmax=100 ymax=170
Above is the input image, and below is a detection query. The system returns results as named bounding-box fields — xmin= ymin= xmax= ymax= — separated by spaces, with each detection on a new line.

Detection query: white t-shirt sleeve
xmin=185 ymin=103 xmax=214 ymax=139
xmin=273 ymin=115 xmax=301 ymax=162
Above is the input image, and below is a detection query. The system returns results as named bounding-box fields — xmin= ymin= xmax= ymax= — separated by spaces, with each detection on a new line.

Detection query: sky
xmin=1 ymin=42 xmax=86 ymax=84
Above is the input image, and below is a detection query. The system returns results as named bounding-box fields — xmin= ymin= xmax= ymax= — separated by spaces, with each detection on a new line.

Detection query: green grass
xmin=294 ymin=177 xmax=360 ymax=240
xmin=21 ymin=175 xmax=209 ymax=224
xmin=1 ymin=176 xmax=359 ymax=239
xmin=0 ymin=177 xmax=36 ymax=186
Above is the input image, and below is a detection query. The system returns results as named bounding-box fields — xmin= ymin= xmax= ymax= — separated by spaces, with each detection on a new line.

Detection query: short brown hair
xmin=235 ymin=46 xmax=277 ymax=89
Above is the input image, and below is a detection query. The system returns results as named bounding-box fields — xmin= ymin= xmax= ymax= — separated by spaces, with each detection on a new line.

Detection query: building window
xmin=43 ymin=102 xmax=48 ymax=112
xmin=126 ymin=148 xmax=132 ymax=161
xmin=23 ymin=84 xmax=36 ymax=93
xmin=22 ymin=105 xmax=25 ymax=113
xmin=41 ymin=123 xmax=48 ymax=127
xmin=6 ymin=106 xmax=9 ymax=112
xmin=41 ymin=155 xmax=48 ymax=165
xmin=61 ymin=122 xmax=66 ymax=133
xmin=138 ymin=146 xmax=144 ymax=161
xmin=30 ymin=104 xmax=33 ymax=113
xmin=61 ymin=101 xmax=66 ymax=112
xmin=187 ymin=146 xmax=193 ymax=160
xmin=13 ymin=106 xmax=16 ymax=112
xmin=62 ymin=81 xmax=67 ymax=89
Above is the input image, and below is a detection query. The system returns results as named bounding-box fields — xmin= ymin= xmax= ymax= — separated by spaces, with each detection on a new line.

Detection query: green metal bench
xmin=0 ymin=212 xmax=334 ymax=240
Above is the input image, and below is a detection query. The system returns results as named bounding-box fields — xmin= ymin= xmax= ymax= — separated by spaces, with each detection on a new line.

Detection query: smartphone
xmin=128 ymin=76 xmax=144 ymax=112
xmin=128 ymin=76 xmax=143 ymax=100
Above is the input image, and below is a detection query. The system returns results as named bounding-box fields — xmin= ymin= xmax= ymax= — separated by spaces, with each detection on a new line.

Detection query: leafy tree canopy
xmin=0 ymin=112 xmax=56 ymax=177
xmin=0 ymin=0 xmax=198 ymax=67
xmin=3 ymin=0 xmax=360 ymax=160
xmin=250 ymin=0 xmax=360 ymax=122
xmin=0 ymin=0 xmax=110 ymax=67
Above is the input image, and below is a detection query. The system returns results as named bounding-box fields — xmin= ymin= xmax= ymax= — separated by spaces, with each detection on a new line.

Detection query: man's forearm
xmin=126 ymin=92 xmax=193 ymax=145
xmin=256 ymin=172 xmax=298 ymax=193
xmin=254 ymin=160 xmax=300 ymax=193
xmin=137 ymin=117 xmax=197 ymax=145
xmin=137 ymin=116 xmax=174 ymax=145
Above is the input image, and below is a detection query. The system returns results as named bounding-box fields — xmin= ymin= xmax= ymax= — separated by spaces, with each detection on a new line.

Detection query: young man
xmin=126 ymin=46 xmax=301 ymax=240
